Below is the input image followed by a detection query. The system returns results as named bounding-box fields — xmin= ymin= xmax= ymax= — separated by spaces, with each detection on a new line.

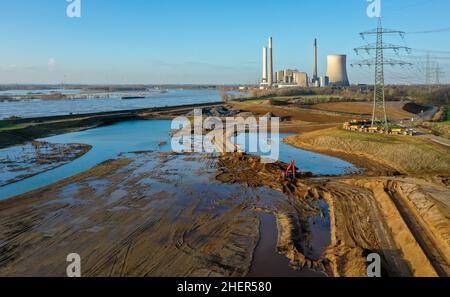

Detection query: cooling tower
xmin=326 ymin=54 xmax=349 ymax=87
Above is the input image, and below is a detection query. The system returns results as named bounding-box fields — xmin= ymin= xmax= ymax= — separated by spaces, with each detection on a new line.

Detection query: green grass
xmin=240 ymin=95 xmax=347 ymax=105
xmin=0 ymin=122 xmax=26 ymax=132
xmin=288 ymin=127 xmax=450 ymax=174
xmin=444 ymin=108 xmax=450 ymax=125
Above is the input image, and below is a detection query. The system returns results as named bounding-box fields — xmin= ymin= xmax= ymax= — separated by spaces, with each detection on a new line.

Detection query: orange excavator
xmin=282 ymin=160 xmax=297 ymax=181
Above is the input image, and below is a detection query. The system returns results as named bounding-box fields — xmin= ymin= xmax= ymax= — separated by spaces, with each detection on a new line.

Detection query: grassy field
xmin=445 ymin=108 xmax=450 ymax=125
xmin=0 ymin=122 xmax=26 ymax=132
xmin=421 ymin=106 xmax=450 ymax=139
xmin=230 ymin=100 xmax=354 ymax=124
xmin=312 ymin=101 xmax=414 ymax=120
xmin=285 ymin=127 xmax=450 ymax=174
xmin=240 ymin=95 xmax=347 ymax=105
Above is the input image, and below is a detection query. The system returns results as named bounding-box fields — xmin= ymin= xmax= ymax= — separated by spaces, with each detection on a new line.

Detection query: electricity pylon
xmin=435 ymin=62 xmax=445 ymax=86
xmin=352 ymin=18 xmax=411 ymax=128
xmin=426 ymin=51 xmax=432 ymax=93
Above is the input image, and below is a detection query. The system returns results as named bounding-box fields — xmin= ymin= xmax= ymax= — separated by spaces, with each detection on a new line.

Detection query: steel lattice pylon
xmin=373 ymin=18 xmax=388 ymax=127
xmin=352 ymin=18 xmax=412 ymax=128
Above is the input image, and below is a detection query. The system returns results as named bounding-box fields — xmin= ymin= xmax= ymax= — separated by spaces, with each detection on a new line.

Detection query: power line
xmin=351 ymin=18 xmax=411 ymax=127
xmin=408 ymin=26 xmax=450 ymax=34
xmin=435 ymin=62 xmax=445 ymax=85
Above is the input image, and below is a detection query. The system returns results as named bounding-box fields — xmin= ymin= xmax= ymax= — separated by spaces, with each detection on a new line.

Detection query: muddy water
xmin=0 ymin=152 xmax=324 ymax=276
xmin=1 ymin=123 xmax=357 ymax=200
xmin=248 ymin=213 xmax=326 ymax=277
xmin=0 ymin=120 xmax=173 ymax=200
xmin=0 ymin=121 xmax=350 ymax=276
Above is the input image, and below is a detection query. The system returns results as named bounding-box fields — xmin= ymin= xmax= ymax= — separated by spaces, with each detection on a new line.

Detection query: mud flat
xmin=0 ymin=141 xmax=91 ymax=187
xmin=0 ymin=152 xmax=329 ymax=277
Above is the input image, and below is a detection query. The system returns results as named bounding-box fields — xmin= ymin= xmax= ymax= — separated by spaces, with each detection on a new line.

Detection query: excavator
xmin=282 ymin=160 xmax=297 ymax=182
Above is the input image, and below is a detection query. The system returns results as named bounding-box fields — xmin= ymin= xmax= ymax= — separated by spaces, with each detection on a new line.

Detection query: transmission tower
xmin=352 ymin=18 xmax=411 ymax=128
xmin=426 ymin=51 xmax=432 ymax=93
xmin=435 ymin=62 xmax=445 ymax=86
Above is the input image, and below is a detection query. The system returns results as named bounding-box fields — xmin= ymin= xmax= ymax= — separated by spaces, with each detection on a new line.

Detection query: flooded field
xmin=0 ymin=142 xmax=90 ymax=187
xmin=0 ymin=120 xmax=173 ymax=200
xmin=0 ymin=120 xmax=363 ymax=277
xmin=0 ymin=152 xmax=331 ymax=277
xmin=0 ymin=89 xmax=222 ymax=119
xmin=0 ymin=121 xmax=358 ymax=200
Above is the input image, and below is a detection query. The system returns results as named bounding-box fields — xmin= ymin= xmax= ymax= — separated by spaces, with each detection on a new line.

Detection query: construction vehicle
xmin=282 ymin=160 xmax=297 ymax=182
xmin=343 ymin=119 xmax=415 ymax=136
xmin=389 ymin=127 xmax=414 ymax=136
xmin=343 ymin=119 xmax=368 ymax=132
xmin=390 ymin=128 xmax=404 ymax=135
xmin=368 ymin=126 xmax=383 ymax=134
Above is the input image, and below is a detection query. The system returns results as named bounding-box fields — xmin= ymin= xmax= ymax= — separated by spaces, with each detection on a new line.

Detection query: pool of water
xmin=0 ymin=120 xmax=173 ymax=200
xmin=248 ymin=213 xmax=326 ymax=277
xmin=235 ymin=133 xmax=358 ymax=176
xmin=0 ymin=121 xmax=343 ymax=276
xmin=0 ymin=122 xmax=358 ymax=200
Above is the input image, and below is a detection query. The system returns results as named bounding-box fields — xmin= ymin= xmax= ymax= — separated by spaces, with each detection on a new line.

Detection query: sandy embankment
xmin=282 ymin=128 xmax=450 ymax=276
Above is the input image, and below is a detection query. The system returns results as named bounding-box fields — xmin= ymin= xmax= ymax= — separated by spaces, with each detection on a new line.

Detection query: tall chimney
xmin=268 ymin=37 xmax=273 ymax=86
xmin=313 ymin=38 xmax=318 ymax=82
xmin=262 ymin=47 xmax=267 ymax=83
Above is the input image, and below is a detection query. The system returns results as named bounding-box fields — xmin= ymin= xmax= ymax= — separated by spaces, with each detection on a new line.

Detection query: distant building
xmin=320 ymin=76 xmax=329 ymax=87
xmin=293 ymin=72 xmax=308 ymax=87
xmin=276 ymin=70 xmax=285 ymax=83
xmin=275 ymin=69 xmax=309 ymax=88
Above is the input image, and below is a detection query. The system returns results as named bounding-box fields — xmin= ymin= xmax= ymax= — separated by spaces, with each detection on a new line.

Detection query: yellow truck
xmin=390 ymin=127 xmax=414 ymax=136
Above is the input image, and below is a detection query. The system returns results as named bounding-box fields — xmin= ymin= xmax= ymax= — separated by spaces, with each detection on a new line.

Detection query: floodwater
xmin=0 ymin=89 xmax=222 ymax=119
xmin=0 ymin=120 xmax=343 ymax=276
xmin=248 ymin=213 xmax=326 ymax=277
xmin=0 ymin=120 xmax=173 ymax=200
xmin=235 ymin=132 xmax=358 ymax=176
xmin=0 ymin=88 xmax=82 ymax=96
xmin=0 ymin=122 xmax=358 ymax=200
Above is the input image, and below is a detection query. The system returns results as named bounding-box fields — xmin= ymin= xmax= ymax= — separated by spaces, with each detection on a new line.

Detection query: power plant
xmin=326 ymin=54 xmax=350 ymax=87
xmin=259 ymin=37 xmax=349 ymax=89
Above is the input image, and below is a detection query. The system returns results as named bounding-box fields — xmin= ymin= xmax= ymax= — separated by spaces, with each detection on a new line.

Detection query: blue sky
xmin=0 ymin=0 xmax=449 ymax=84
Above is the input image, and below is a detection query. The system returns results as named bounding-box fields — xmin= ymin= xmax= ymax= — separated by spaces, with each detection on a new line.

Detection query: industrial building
xmin=260 ymin=37 xmax=349 ymax=89
xmin=275 ymin=69 xmax=309 ymax=87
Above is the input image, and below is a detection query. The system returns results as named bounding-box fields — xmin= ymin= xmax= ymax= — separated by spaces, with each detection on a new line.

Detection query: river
xmin=0 ymin=89 xmax=222 ymax=119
